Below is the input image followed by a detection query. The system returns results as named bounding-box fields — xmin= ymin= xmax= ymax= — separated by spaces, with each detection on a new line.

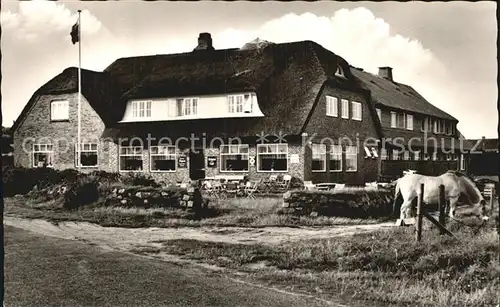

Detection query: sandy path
xmin=4 ymin=216 xmax=394 ymax=252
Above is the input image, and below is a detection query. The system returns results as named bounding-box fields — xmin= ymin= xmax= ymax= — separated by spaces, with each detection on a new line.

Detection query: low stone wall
xmin=281 ymin=189 xmax=395 ymax=218
xmin=105 ymin=186 xmax=208 ymax=211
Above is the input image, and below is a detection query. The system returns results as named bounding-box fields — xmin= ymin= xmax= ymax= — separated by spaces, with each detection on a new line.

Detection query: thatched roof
xmin=100 ymin=40 xmax=363 ymax=137
xmin=12 ymin=67 xmax=114 ymax=130
xmin=13 ymin=38 xmax=457 ymax=141
xmin=351 ymin=67 xmax=456 ymax=121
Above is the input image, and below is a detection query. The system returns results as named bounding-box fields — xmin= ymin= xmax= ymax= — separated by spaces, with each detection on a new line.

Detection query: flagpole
xmin=77 ymin=10 xmax=82 ymax=171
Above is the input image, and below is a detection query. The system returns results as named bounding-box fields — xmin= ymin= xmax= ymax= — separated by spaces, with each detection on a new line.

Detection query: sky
xmin=1 ymin=0 xmax=497 ymax=139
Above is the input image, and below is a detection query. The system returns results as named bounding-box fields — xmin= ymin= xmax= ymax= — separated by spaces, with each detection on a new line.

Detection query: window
xmin=351 ymin=101 xmax=362 ymax=121
xmin=392 ymin=150 xmax=401 ymax=161
xmin=119 ymin=146 xmax=143 ymax=171
xmin=406 ymin=114 xmax=413 ymax=130
xmin=312 ymin=144 xmax=326 ymax=172
xmin=391 ymin=112 xmax=412 ymax=129
xmin=131 ymin=101 xmax=152 ymax=118
xmin=381 ymin=148 xmax=388 ymax=160
xmin=341 ymin=99 xmax=349 ymax=119
xmin=446 ymin=153 xmax=453 ymax=161
xmin=433 ymin=119 xmax=446 ymax=134
xmin=391 ymin=112 xmax=397 ymax=128
xmin=220 ymin=144 xmax=249 ymax=172
xmin=345 ymin=145 xmax=357 ymax=172
xmin=376 ymin=108 xmax=382 ymax=121
xmin=76 ymin=143 xmax=98 ymax=167
xmin=228 ymin=95 xmax=244 ymax=113
xmin=396 ymin=113 xmax=406 ymax=129
xmin=50 ymin=100 xmax=69 ymax=121
xmin=176 ymin=98 xmax=198 ymax=117
xmin=150 ymin=146 xmax=176 ymax=172
xmin=460 ymin=154 xmax=465 ymax=171
xmin=446 ymin=122 xmax=455 ymax=135
xmin=257 ymin=144 xmax=288 ymax=172
xmin=432 ymin=151 xmax=438 ymax=161
xmin=329 ymin=145 xmax=342 ymax=172
xmin=403 ymin=151 xmax=411 ymax=160
xmin=326 ymin=96 xmax=338 ymax=117
xmin=413 ymin=151 xmax=421 ymax=161
xmin=33 ymin=144 xmax=54 ymax=167
xmin=335 ymin=66 xmax=344 ymax=77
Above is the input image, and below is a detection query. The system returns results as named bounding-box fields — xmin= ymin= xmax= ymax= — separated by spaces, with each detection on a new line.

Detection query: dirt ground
xmin=4 ymin=216 xmax=394 ymax=257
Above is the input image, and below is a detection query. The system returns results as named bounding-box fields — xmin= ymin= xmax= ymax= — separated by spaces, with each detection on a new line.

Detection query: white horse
xmin=393 ymin=171 xmax=488 ymax=220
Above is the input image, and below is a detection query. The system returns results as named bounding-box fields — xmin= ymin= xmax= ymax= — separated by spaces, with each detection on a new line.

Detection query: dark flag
xmin=70 ymin=22 xmax=79 ymax=44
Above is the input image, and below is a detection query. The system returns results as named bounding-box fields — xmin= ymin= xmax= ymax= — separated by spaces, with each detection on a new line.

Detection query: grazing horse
xmin=392 ymin=171 xmax=488 ymax=220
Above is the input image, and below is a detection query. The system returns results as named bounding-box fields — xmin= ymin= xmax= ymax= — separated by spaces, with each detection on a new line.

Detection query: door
xmin=189 ymin=149 xmax=205 ymax=180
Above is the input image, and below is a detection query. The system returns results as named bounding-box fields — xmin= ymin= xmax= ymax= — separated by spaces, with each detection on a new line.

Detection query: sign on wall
xmin=207 ymin=156 xmax=217 ymax=168
xmin=249 ymin=156 xmax=256 ymax=167
xmin=290 ymin=154 xmax=300 ymax=164
xmin=178 ymin=156 xmax=187 ymax=168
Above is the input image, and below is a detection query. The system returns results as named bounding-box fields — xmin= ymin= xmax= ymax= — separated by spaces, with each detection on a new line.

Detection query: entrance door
xmin=189 ymin=149 xmax=206 ymax=180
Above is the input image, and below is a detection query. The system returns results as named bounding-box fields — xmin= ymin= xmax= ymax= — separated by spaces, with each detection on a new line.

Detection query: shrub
xmin=63 ymin=176 xmax=100 ymax=209
xmin=2 ymin=166 xmax=63 ymax=196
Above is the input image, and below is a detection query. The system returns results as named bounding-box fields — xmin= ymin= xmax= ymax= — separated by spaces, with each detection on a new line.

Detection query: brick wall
xmin=13 ymin=93 xmax=108 ymax=172
xmin=303 ymin=85 xmax=379 ymax=184
xmin=144 ymin=142 xmax=305 ymax=184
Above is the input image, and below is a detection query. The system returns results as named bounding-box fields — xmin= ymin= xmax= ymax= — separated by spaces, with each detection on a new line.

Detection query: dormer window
xmin=228 ymin=95 xmax=244 ymax=113
xmin=335 ymin=66 xmax=345 ymax=77
xmin=132 ymin=101 xmax=152 ymax=118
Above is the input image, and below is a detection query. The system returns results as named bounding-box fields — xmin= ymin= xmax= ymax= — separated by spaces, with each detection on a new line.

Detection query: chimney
xmin=378 ymin=66 xmax=393 ymax=81
xmin=193 ymin=32 xmax=214 ymax=51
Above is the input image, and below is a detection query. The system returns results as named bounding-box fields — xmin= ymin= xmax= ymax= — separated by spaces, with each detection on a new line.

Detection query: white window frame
xmin=390 ymin=112 xmax=397 ymax=128
xmin=329 ymin=145 xmax=343 ymax=172
xmin=432 ymin=151 xmax=438 ymax=161
xmin=326 ymin=96 xmax=338 ymax=117
xmin=341 ymin=99 xmax=349 ymax=119
xmin=403 ymin=151 xmax=410 ymax=161
xmin=228 ymin=95 xmax=244 ymax=114
xmin=256 ymin=144 xmax=288 ymax=172
xmin=50 ymin=100 xmax=69 ymax=121
xmin=406 ymin=114 xmax=413 ymax=130
xmin=351 ymin=101 xmax=362 ymax=121
xmin=220 ymin=144 xmax=249 ymax=172
xmin=75 ymin=143 xmax=98 ymax=168
xmin=150 ymin=145 xmax=177 ymax=172
xmin=376 ymin=108 xmax=382 ymax=121
xmin=176 ymin=98 xmax=198 ymax=117
xmin=131 ymin=101 xmax=152 ymax=119
xmin=32 ymin=144 xmax=54 ymax=168
xmin=312 ymin=143 xmax=327 ymax=172
xmin=119 ymin=145 xmax=144 ymax=172
xmin=345 ymin=145 xmax=358 ymax=172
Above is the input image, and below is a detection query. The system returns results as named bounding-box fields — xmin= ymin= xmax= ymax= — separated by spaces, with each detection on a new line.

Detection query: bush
xmin=63 ymin=176 xmax=100 ymax=209
xmin=2 ymin=166 xmax=63 ymax=197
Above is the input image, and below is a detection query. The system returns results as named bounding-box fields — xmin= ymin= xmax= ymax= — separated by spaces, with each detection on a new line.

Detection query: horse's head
xmin=459 ymin=176 xmax=489 ymax=221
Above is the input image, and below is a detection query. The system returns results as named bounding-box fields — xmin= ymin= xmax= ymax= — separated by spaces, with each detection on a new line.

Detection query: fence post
xmin=416 ymin=183 xmax=424 ymax=242
xmin=438 ymin=184 xmax=446 ymax=235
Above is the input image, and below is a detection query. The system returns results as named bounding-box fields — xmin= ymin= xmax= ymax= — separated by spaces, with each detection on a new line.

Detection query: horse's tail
xmin=392 ymin=179 xmax=403 ymax=216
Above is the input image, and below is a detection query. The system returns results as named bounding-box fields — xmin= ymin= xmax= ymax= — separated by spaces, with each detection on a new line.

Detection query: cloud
xmin=1 ymin=0 xmax=102 ymax=43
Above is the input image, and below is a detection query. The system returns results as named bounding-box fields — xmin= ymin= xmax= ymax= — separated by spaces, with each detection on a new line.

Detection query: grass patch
xmin=4 ymin=195 xmax=384 ymax=228
xmin=148 ymin=223 xmax=500 ymax=307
